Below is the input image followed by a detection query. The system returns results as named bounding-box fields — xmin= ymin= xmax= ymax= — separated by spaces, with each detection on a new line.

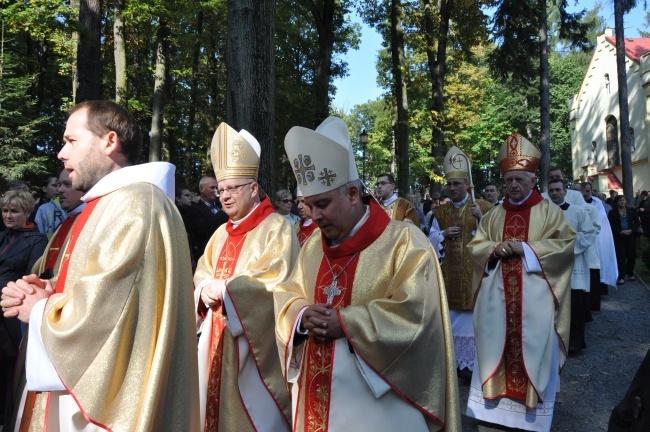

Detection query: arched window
xmin=604 ymin=74 xmax=610 ymax=94
xmin=605 ymin=116 xmax=620 ymax=167
xmin=630 ymin=128 xmax=635 ymax=153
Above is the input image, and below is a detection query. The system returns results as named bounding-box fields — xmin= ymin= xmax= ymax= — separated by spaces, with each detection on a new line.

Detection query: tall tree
xmin=226 ymin=0 xmax=276 ymax=192
xmin=113 ymin=0 xmax=127 ymax=104
xmin=149 ymin=18 xmax=169 ymax=162
xmin=390 ymin=0 xmax=410 ymax=195
xmin=614 ymin=0 xmax=638 ymax=202
xmin=489 ymin=0 xmax=589 ymax=190
xmin=76 ymin=0 xmax=102 ymax=102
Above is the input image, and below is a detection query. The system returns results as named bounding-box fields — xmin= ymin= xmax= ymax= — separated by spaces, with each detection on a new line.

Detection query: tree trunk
xmin=75 ymin=0 xmax=102 ymax=103
xmin=226 ymin=0 xmax=276 ymax=194
xmin=186 ymin=10 xmax=204 ymax=179
xmin=310 ymin=0 xmax=335 ymax=126
xmin=390 ymin=0 xmax=410 ymax=196
xmin=113 ymin=0 xmax=127 ymax=105
xmin=539 ymin=0 xmax=550 ymax=191
xmin=149 ymin=20 xmax=170 ymax=162
xmin=614 ymin=0 xmax=634 ymax=202
xmin=422 ymin=0 xmax=451 ymax=189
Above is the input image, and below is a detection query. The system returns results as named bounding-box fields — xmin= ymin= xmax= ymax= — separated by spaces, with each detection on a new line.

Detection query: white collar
xmin=508 ymin=189 xmax=534 ymax=205
xmin=82 ymin=162 xmax=175 ymax=202
xmin=302 ymin=218 xmax=313 ymax=226
xmin=451 ymin=194 xmax=469 ymax=208
xmin=330 ymin=205 xmax=370 ymax=247
xmin=382 ymin=193 xmax=398 ymax=206
xmin=231 ymin=202 xmax=260 ymax=227
xmin=66 ymin=203 xmax=86 ymax=217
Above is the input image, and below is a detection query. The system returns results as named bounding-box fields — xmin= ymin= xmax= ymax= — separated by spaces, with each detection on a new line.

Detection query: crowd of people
xmin=0 ymin=100 xmax=648 ymax=431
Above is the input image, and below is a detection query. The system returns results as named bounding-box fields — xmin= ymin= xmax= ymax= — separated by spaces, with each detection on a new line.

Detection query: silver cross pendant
xmin=323 ymin=278 xmax=342 ymax=305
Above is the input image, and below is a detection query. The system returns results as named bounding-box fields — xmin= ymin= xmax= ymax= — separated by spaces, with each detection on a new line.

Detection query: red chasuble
xmin=499 ymin=190 xmax=544 ymax=403
xmin=302 ymin=199 xmax=390 ymax=432
xmin=204 ymin=198 xmax=276 ymax=432
xmin=297 ymin=221 xmax=318 ymax=247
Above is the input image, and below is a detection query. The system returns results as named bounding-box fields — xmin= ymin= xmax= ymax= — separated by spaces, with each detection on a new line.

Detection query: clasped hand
xmin=1 ymin=274 xmax=54 ymax=323
xmin=496 ymin=241 xmax=524 ymax=258
xmin=301 ymin=303 xmax=344 ymax=342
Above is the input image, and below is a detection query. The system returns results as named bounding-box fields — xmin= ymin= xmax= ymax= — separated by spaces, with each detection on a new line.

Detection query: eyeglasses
xmin=280 ymin=199 xmax=292 ymax=204
xmin=218 ymin=182 xmax=253 ymax=196
xmin=375 ymin=181 xmax=392 ymax=186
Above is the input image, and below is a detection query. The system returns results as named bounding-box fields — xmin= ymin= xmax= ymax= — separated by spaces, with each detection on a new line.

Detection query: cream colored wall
xmin=570 ymin=30 xmax=649 ymax=192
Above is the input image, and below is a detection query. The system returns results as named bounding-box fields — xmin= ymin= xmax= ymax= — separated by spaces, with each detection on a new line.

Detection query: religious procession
xmin=1 ymin=98 xmax=648 ymax=432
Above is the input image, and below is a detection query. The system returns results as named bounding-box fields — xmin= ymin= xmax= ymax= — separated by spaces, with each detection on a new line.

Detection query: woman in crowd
xmin=274 ymin=189 xmax=300 ymax=226
xmin=608 ymin=195 xmax=640 ymax=285
xmin=0 ymin=190 xmax=48 ymax=424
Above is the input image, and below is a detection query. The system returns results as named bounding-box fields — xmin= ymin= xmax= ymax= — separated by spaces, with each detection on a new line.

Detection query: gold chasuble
xmin=11 ymin=177 xmax=200 ymax=431
xmin=275 ymin=199 xmax=461 ymax=432
xmin=468 ymin=191 xmax=575 ymax=408
xmin=434 ymin=198 xmax=493 ymax=310
xmin=195 ymin=198 xmax=299 ymax=432
xmin=381 ymin=196 xmax=421 ymax=226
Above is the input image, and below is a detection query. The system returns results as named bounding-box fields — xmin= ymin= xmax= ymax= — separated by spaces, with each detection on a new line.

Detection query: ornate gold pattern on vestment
xmin=501 ymin=210 xmax=530 ymax=402
xmin=303 ymin=254 xmax=358 ymax=432
xmin=436 ymin=200 xmax=492 ymax=310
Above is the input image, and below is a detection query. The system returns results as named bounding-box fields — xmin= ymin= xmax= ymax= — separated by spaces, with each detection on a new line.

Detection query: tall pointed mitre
xmin=296 ymin=185 xmax=303 ymax=197
xmin=210 ymin=122 xmax=261 ymax=181
xmin=443 ymin=145 xmax=471 ymax=180
xmin=497 ymin=132 xmax=541 ymax=174
xmin=284 ymin=116 xmax=358 ymax=198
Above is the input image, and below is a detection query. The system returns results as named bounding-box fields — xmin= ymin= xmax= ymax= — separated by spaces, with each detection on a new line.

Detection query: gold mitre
xmin=497 ymin=132 xmax=541 ymax=174
xmin=284 ymin=116 xmax=357 ymax=198
xmin=210 ymin=122 xmax=261 ymax=182
xmin=443 ymin=145 xmax=471 ymax=180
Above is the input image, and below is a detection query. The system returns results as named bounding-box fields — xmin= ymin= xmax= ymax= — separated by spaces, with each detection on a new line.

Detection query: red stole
xmin=43 ymin=215 xmax=79 ymax=274
xmin=19 ymin=199 xmax=101 ymax=432
xmin=297 ymin=220 xmax=318 ymax=247
xmin=302 ymin=199 xmax=390 ymax=432
xmin=204 ymin=198 xmax=275 ymax=432
xmin=500 ymin=190 xmax=543 ymax=402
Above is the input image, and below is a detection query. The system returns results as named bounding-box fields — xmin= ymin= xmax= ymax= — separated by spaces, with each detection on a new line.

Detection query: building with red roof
xmin=569 ymin=29 xmax=650 ymax=193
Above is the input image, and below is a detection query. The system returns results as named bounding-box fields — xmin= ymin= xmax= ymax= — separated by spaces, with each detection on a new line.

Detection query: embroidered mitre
xmin=210 ymin=122 xmax=261 ymax=181
xmin=497 ymin=132 xmax=541 ymax=174
xmin=284 ymin=116 xmax=359 ymax=197
xmin=443 ymin=145 xmax=471 ymax=180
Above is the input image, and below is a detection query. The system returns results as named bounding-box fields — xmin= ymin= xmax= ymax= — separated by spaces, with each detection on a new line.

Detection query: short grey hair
xmin=337 ymin=179 xmax=363 ymax=195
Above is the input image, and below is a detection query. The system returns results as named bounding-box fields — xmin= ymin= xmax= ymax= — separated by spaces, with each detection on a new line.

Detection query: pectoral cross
xmin=323 ymin=279 xmax=341 ymax=305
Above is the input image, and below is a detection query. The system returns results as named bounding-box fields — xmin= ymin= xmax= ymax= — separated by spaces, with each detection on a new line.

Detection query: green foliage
xmin=0 ymin=63 xmax=51 ymax=184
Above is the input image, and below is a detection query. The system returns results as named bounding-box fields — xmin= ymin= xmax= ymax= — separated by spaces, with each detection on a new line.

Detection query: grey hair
xmin=337 ymin=179 xmax=363 ymax=195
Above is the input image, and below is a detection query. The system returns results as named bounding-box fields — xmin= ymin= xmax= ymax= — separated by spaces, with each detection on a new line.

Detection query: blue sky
xmin=332 ymin=1 xmax=649 ymax=111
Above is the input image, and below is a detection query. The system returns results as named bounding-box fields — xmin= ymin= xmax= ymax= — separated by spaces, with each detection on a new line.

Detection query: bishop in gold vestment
xmin=277 ymin=116 xmax=460 ymax=432
xmin=466 ymin=133 xmax=575 ymax=432
xmin=194 ymin=122 xmax=299 ymax=432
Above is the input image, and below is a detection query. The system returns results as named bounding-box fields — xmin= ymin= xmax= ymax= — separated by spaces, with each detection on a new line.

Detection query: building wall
xmin=569 ymin=30 xmax=649 ymax=192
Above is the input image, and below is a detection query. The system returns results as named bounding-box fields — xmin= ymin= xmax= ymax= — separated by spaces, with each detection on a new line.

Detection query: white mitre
xmin=284 ymin=116 xmax=358 ymax=197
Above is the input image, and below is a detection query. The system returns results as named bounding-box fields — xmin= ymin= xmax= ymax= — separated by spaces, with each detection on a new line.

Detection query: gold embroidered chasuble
xmin=275 ymin=201 xmax=461 ymax=432
xmin=381 ymin=197 xmax=421 ymax=226
xmin=194 ymin=200 xmax=299 ymax=432
xmin=11 ymin=182 xmax=200 ymax=431
xmin=467 ymin=192 xmax=575 ymax=408
xmin=434 ymin=198 xmax=493 ymax=310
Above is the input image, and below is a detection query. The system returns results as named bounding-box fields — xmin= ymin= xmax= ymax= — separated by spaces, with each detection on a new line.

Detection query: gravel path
xmin=459 ymin=279 xmax=650 ymax=431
